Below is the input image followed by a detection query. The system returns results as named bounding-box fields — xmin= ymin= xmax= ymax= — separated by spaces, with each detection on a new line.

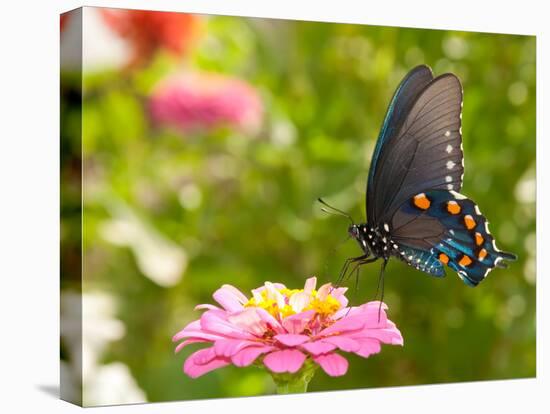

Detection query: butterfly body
xmin=349 ymin=223 xmax=394 ymax=260
xmin=341 ymin=64 xmax=516 ymax=286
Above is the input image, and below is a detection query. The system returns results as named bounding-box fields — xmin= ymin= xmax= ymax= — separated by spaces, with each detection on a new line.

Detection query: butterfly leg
xmin=336 ymin=254 xmax=369 ymax=287
xmin=377 ymin=259 xmax=388 ymax=322
xmin=340 ymin=256 xmax=378 ymax=286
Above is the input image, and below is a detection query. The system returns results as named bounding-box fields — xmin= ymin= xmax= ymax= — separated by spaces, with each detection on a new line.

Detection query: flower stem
xmin=275 ymin=376 xmax=311 ymax=394
xmin=270 ymin=359 xmax=318 ymax=394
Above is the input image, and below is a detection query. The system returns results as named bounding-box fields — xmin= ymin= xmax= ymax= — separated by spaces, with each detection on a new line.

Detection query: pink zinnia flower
xmin=173 ymin=277 xmax=403 ymax=379
xmin=149 ymin=71 xmax=263 ymax=135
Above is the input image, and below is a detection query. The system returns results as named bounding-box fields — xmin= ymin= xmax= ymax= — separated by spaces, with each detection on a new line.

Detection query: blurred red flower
xmin=101 ymin=9 xmax=200 ymax=68
xmin=60 ymin=13 xmax=70 ymax=32
xmin=149 ymin=71 xmax=263 ymax=135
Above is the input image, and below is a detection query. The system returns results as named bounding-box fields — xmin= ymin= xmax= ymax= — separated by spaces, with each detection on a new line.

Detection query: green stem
xmin=275 ymin=374 xmax=311 ymax=394
xmin=270 ymin=358 xmax=318 ymax=394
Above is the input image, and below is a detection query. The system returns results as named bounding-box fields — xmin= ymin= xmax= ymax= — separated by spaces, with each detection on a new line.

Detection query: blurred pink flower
xmin=149 ymin=72 xmax=263 ymax=135
xmin=173 ymin=277 xmax=403 ymax=379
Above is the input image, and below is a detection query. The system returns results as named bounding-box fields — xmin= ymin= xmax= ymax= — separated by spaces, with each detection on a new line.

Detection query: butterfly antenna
xmin=318 ymin=198 xmax=354 ymax=225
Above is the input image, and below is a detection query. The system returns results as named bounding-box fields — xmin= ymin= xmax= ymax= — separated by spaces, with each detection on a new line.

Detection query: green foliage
xmin=63 ymin=15 xmax=535 ymax=402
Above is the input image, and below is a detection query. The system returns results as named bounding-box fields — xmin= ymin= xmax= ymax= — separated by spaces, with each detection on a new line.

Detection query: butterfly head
xmin=348 ymin=224 xmax=371 ymax=255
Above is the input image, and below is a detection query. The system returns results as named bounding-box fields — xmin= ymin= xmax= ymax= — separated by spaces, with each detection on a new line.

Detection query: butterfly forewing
xmin=368 ymin=74 xmax=464 ymax=225
xmin=367 ymin=65 xmax=433 ymax=221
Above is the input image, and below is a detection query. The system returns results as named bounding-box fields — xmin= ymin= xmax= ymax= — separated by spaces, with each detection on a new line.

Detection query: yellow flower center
xmin=306 ymin=295 xmax=341 ymax=316
xmin=244 ymin=287 xmax=340 ymax=318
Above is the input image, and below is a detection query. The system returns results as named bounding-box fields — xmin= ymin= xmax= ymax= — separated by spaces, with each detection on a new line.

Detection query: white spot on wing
xmin=383 ymin=223 xmax=389 ymax=232
xmin=445 ymin=175 xmax=453 ymax=183
xmin=450 ymin=190 xmax=467 ymax=200
xmin=474 ymin=205 xmax=481 ymax=215
xmin=446 ymin=144 xmax=453 ymax=154
xmin=447 ymin=184 xmax=454 ymax=190
xmin=445 ymin=130 xmax=451 ymax=137
xmin=447 ymin=161 xmax=456 ymax=170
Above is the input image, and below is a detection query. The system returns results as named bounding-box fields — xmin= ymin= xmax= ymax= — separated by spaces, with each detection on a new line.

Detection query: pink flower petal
xmin=304 ymin=277 xmax=317 ymax=293
xmin=214 ymin=339 xmax=260 ymax=357
xmin=172 ymin=319 xmax=202 ymax=341
xmin=321 ymin=336 xmax=360 ymax=352
xmin=231 ymin=345 xmax=275 ymax=367
xmin=288 ymin=291 xmax=311 ymax=313
xmin=364 ymin=301 xmax=388 ymax=311
xmin=274 ymin=333 xmax=310 ymax=346
xmin=184 ymin=349 xmax=230 ymax=378
xmin=332 ymin=305 xmax=367 ymax=320
xmin=194 ymin=304 xmax=220 ymax=311
xmin=282 ymin=310 xmax=315 ymax=334
xmin=174 ymin=338 xmax=207 ymax=354
xmin=300 ymin=340 xmax=337 ymax=355
xmin=354 ymin=338 xmax=382 ymax=358
xmin=313 ymin=353 xmax=348 ymax=376
xmin=263 ymin=349 xmax=307 ymax=373
xmin=255 ymin=307 xmax=285 ymax=333
xmin=353 ymin=327 xmax=403 ymax=345
xmin=319 ymin=314 xmax=366 ymax=336
xmin=173 ymin=330 xmax=228 ymax=343
xmin=227 ymin=308 xmax=267 ymax=336
xmin=188 ymin=346 xmax=217 ymax=365
xmin=316 ymin=283 xmax=332 ymax=300
xmin=330 ymin=287 xmax=349 ymax=308
xmin=264 ymin=282 xmax=285 ymax=309
xmin=200 ymin=310 xmax=254 ymax=339
xmin=213 ymin=285 xmax=248 ymax=312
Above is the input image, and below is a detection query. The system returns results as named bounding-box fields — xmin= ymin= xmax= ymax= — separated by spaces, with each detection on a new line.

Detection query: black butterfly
xmin=322 ymin=65 xmax=516 ymax=288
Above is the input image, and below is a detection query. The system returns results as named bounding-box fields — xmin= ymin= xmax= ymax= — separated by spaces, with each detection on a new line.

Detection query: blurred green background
xmin=61 ymin=7 xmax=535 ymax=406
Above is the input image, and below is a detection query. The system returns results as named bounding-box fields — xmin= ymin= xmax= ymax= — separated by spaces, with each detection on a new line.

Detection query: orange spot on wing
xmin=459 ymin=255 xmax=473 ymax=267
xmin=475 ymin=232 xmax=484 ymax=246
xmin=478 ymin=248 xmax=488 ymax=261
xmin=413 ymin=193 xmax=431 ymax=210
xmin=439 ymin=253 xmax=449 ymax=265
xmin=447 ymin=201 xmax=461 ymax=215
xmin=464 ymin=215 xmax=476 ymax=230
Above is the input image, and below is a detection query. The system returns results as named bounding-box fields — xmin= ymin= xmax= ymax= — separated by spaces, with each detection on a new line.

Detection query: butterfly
xmin=322 ymin=65 xmax=516 ymax=287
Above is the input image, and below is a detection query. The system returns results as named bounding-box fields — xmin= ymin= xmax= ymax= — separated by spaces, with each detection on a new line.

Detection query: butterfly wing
xmin=367 ymin=73 xmax=465 ymax=226
xmin=390 ymin=190 xmax=516 ymax=286
xmin=367 ymin=65 xmax=434 ymax=220
xmin=398 ymin=245 xmax=446 ymax=277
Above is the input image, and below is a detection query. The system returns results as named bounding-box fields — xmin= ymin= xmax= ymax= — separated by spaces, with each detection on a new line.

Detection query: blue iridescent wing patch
xmin=399 ymin=246 xmax=445 ymax=277
xmin=390 ymin=190 xmax=516 ymax=286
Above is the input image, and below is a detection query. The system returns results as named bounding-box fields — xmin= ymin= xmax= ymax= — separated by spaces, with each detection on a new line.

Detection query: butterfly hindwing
xmin=367 ymin=73 xmax=464 ymax=226
xmin=390 ymin=190 xmax=516 ymax=286
xmin=398 ymin=246 xmax=445 ymax=277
